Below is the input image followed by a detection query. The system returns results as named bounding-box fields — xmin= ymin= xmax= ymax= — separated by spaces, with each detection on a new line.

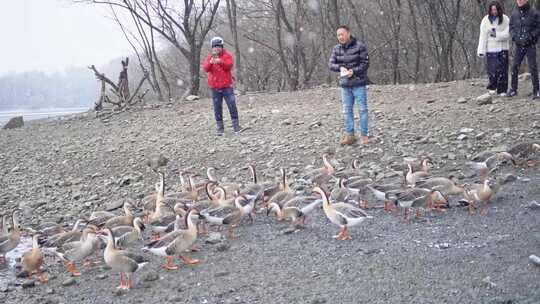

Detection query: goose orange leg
xmin=226 ymin=226 xmax=238 ymax=239
xmin=333 ymin=228 xmax=345 ymax=240
xmin=339 ymin=227 xmax=352 ymax=240
xmin=179 ymin=255 xmax=200 ymax=265
xmin=126 ymin=274 xmax=133 ymax=290
xmin=163 ymin=256 xmax=179 ymax=270
xmin=468 ymin=201 xmax=476 ymax=215
xmin=65 ymin=262 xmax=81 ymax=276
xmin=37 ymin=270 xmax=48 ymax=283
xmin=480 ymin=201 xmax=489 ymax=215
xmin=117 ymin=273 xmax=125 ymax=289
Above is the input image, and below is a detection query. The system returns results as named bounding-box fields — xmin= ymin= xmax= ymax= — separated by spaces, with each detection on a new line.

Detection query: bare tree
xmin=225 ymin=0 xmax=245 ymax=94
xmin=87 ymin=0 xmax=221 ymax=96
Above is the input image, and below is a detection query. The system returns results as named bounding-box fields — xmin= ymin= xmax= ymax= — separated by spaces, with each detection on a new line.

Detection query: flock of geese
xmin=0 ymin=142 xmax=538 ymax=291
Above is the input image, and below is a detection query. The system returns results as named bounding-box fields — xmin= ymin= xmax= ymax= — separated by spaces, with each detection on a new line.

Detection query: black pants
xmin=511 ymin=44 xmax=539 ymax=93
xmin=486 ymin=51 xmax=509 ymax=94
xmin=211 ymin=87 xmax=239 ymax=131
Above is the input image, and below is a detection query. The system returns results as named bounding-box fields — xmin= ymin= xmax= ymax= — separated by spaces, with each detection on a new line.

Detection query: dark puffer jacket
xmin=328 ymin=37 xmax=369 ymax=87
xmin=509 ymin=3 xmax=540 ymax=47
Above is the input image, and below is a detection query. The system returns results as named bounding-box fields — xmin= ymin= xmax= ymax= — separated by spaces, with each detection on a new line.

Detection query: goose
xmin=206 ymin=167 xmax=241 ymax=194
xmin=0 ymin=210 xmax=22 ymax=264
xmin=415 ymin=177 xmax=464 ymax=196
xmin=205 ymin=183 xmax=236 ymax=210
xmin=111 ymin=217 xmax=145 ymax=248
xmin=142 ymin=209 xmax=201 ymax=270
xmin=147 ymin=173 xmax=176 ymax=225
xmin=52 ymin=227 xmax=100 ymax=276
xmin=404 ymin=157 xmax=432 ymax=174
xmin=330 ymin=178 xmax=365 ymax=205
xmin=467 ymin=152 xmax=516 ymax=181
xmin=149 ymin=203 xmax=189 ymax=235
xmin=303 ymin=154 xmax=336 ymax=186
xmin=241 ymin=164 xmax=280 ymax=204
xmin=463 ymin=178 xmax=503 ymax=215
xmin=313 ymin=187 xmax=372 ymax=241
xmin=1 ymin=214 xmax=9 ymax=237
xmin=199 ymin=196 xmax=254 ymax=239
xmin=99 ymin=228 xmax=148 ymax=290
xmin=387 ymin=188 xmax=448 ymax=219
xmin=506 ymin=142 xmax=540 ymax=167
xmin=366 ymin=183 xmax=401 ymax=212
xmin=345 ymin=177 xmax=374 ymax=191
xmin=89 ymin=202 xmax=136 ymax=229
xmin=265 ymin=168 xmax=295 ymax=209
xmin=22 ymin=234 xmax=48 ymax=283
xmin=268 ymin=196 xmax=322 ymax=227
xmin=405 ymin=163 xmax=430 ymax=187
xmin=334 ymin=159 xmax=368 ymax=179
xmin=40 ymin=219 xmax=85 ymax=248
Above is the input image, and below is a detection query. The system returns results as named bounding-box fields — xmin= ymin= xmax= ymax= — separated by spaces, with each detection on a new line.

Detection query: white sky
xmin=0 ymin=0 xmax=134 ymax=75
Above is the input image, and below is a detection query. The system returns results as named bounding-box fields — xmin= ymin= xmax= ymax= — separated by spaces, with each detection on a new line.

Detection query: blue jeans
xmin=211 ymin=87 xmax=240 ymax=131
xmin=341 ymin=86 xmax=368 ymax=136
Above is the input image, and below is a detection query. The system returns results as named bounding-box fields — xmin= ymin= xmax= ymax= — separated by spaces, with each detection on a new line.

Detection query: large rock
xmin=476 ymin=93 xmax=493 ymax=105
xmin=2 ymin=116 xmax=24 ymax=129
xmin=184 ymin=95 xmax=200 ymax=101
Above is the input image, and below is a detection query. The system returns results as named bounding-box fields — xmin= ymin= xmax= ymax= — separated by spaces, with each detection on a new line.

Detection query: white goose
xmin=313 ymin=187 xmax=372 ymax=241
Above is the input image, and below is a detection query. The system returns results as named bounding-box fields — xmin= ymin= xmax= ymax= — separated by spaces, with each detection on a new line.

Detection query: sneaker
xmin=488 ymin=90 xmax=496 ymax=95
xmin=506 ymin=90 xmax=517 ymax=97
xmin=498 ymin=92 xmax=507 ymax=97
xmin=216 ymin=130 xmax=224 ymax=136
xmin=360 ymin=135 xmax=369 ymax=145
xmin=533 ymin=92 xmax=540 ymax=100
xmin=340 ymin=134 xmax=356 ymax=146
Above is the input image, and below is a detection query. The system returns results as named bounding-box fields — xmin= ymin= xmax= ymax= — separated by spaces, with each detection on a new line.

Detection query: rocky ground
xmin=0 ymin=78 xmax=539 ymax=304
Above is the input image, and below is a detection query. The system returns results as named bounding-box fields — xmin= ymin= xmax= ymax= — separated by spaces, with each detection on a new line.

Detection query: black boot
xmin=216 ymin=121 xmax=224 ymax=136
xmin=232 ymin=119 xmax=242 ymax=134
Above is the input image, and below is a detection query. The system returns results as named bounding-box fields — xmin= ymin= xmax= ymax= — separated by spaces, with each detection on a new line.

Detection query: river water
xmin=0 ymin=107 xmax=89 ymax=125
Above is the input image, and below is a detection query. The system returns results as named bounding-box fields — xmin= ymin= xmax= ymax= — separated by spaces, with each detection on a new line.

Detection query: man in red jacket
xmin=202 ymin=37 xmax=242 ymax=135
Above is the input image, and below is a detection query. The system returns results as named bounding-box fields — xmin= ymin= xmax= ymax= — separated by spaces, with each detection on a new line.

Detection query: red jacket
xmin=202 ymin=48 xmax=234 ymax=90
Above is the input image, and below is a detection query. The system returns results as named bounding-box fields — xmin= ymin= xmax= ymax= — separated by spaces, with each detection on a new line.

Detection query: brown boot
xmin=340 ymin=134 xmax=356 ymax=146
xmin=360 ymin=135 xmax=368 ymax=145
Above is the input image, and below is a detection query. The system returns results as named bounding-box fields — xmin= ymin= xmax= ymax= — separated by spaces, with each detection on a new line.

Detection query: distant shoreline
xmin=0 ymin=107 xmax=90 ymax=125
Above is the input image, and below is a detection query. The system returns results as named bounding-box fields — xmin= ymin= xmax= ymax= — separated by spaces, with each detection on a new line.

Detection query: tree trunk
xmin=226 ymin=0 xmax=245 ymax=94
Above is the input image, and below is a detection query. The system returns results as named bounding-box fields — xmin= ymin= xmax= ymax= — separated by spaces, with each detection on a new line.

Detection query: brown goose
xmin=40 ymin=219 xmax=85 ymax=248
xmin=142 ymin=209 xmax=201 ymax=270
xmin=52 ymin=227 xmax=100 ymax=276
xmin=415 ymin=177 xmax=465 ymax=196
xmin=506 ymin=142 xmax=540 ymax=167
xmin=199 ymin=196 xmax=254 ymax=239
xmin=22 ymin=234 xmax=48 ymax=283
xmin=100 ymin=228 xmax=148 ymax=290
xmin=303 ymin=154 xmax=336 ymax=186
xmin=0 ymin=210 xmax=22 ymax=264
xmin=467 ymin=152 xmax=516 ymax=181
xmin=111 ymin=218 xmax=145 ymax=248
xmin=387 ymin=188 xmax=448 ymax=219
xmin=405 ymin=163 xmax=430 ymax=187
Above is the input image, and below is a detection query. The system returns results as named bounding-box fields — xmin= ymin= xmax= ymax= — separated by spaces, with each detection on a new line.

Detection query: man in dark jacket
xmin=328 ymin=25 xmax=370 ymax=145
xmin=508 ymin=0 xmax=540 ymax=99
xmin=202 ymin=36 xmax=242 ymax=135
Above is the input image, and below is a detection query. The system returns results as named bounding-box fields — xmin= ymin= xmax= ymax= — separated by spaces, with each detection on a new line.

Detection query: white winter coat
xmin=477 ymin=14 xmax=510 ymax=56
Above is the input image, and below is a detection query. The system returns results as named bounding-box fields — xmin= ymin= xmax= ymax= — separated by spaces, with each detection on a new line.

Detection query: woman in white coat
xmin=477 ymin=1 xmax=511 ymax=96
